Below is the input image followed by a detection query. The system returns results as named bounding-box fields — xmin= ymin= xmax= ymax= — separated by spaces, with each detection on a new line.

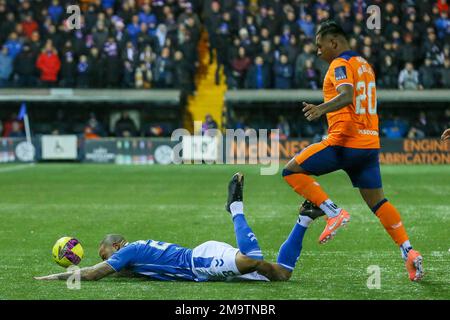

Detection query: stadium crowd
xmin=0 ymin=0 xmax=450 ymax=139
xmin=204 ymin=0 xmax=450 ymax=90
xmin=0 ymin=0 xmax=201 ymax=93
xmin=0 ymin=0 xmax=449 ymax=91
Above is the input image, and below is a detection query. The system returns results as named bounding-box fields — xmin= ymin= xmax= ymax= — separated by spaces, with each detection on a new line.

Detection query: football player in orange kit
xmin=282 ymin=20 xmax=424 ymax=281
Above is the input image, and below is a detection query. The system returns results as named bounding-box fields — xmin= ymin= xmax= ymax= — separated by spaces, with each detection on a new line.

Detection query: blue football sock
xmin=277 ymin=221 xmax=308 ymax=271
xmin=232 ymin=214 xmax=263 ymax=260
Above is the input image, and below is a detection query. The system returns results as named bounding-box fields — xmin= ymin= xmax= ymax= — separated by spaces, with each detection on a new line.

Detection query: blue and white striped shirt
xmin=106 ymin=240 xmax=195 ymax=281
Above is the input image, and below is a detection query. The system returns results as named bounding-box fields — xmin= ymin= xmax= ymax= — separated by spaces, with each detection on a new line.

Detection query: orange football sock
xmin=375 ymin=202 xmax=409 ymax=246
xmin=283 ymin=173 xmax=329 ymax=207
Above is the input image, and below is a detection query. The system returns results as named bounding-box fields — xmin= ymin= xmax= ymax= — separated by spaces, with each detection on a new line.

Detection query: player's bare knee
xmin=359 ymin=188 xmax=385 ymax=210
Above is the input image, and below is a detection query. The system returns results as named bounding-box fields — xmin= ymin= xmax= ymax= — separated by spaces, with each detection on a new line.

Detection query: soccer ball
xmin=52 ymin=237 xmax=84 ymax=268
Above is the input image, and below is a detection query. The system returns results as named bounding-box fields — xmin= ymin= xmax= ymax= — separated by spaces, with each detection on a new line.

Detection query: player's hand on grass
xmin=441 ymin=129 xmax=450 ymax=140
xmin=302 ymin=102 xmax=323 ymax=121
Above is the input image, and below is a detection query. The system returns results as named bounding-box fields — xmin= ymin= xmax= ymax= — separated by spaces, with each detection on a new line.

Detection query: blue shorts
xmin=294 ymin=142 xmax=382 ymax=189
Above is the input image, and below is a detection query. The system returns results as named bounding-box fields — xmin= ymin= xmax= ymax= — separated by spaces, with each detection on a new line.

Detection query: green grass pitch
xmin=0 ymin=163 xmax=449 ymax=300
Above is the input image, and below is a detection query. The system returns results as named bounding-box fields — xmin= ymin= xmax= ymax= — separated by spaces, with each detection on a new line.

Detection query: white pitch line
xmin=0 ymin=163 xmax=35 ymax=173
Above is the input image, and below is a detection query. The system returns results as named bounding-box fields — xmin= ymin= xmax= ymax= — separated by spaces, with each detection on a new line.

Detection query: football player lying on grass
xmin=35 ymin=173 xmax=325 ymax=282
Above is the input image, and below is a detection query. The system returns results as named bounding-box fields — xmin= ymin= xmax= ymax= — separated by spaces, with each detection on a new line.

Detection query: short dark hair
xmin=100 ymin=234 xmax=126 ymax=247
xmin=316 ymin=20 xmax=347 ymax=40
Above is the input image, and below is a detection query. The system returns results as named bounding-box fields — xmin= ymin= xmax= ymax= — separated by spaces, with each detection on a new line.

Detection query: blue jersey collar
xmin=337 ymin=50 xmax=359 ymax=61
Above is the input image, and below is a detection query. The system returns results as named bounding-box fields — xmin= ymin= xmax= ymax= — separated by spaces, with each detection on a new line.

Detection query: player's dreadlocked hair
xmin=316 ymin=19 xmax=348 ymax=40
xmin=101 ymin=234 xmax=126 ymax=247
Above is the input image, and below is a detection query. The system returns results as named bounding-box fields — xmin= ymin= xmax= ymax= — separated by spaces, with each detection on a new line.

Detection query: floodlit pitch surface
xmin=0 ymin=164 xmax=449 ymax=300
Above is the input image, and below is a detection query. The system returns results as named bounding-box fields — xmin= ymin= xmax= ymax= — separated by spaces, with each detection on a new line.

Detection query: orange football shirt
xmin=322 ymin=51 xmax=380 ymax=149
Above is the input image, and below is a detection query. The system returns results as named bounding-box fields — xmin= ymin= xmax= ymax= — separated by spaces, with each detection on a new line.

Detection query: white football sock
xmin=230 ymin=201 xmax=244 ymax=218
xmin=319 ymin=199 xmax=342 ymax=218
xmin=298 ymin=215 xmax=313 ymax=228
xmin=400 ymin=240 xmax=412 ymax=260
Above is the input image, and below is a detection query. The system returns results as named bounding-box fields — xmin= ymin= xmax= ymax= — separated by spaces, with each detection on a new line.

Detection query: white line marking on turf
xmin=0 ymin=163 xmax=35 ymax=173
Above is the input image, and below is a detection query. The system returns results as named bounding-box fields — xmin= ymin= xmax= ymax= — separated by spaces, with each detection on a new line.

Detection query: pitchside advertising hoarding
xmin=0 ymin=136 xmax=449 ymax=165
xmin=84 ymin=138 xmax=176 ymax=165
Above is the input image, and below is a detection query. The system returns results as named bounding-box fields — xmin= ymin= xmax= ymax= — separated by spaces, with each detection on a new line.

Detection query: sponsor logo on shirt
xmin=334 ymin=66 xmax=348 ymax=81
xmin=358 ymin=130 xmax=379 ymax=136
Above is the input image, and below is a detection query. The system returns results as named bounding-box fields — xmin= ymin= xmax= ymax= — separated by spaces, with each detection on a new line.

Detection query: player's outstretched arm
xmin=303 ymin=84 xmax=354 ymax=121
xmin=235 ymin=253 xmax=291 ymax=281
xmin=34 ymin=262 xmax=115 ymax=281
xmin=441 ymin=129 xmax=450 ymax=140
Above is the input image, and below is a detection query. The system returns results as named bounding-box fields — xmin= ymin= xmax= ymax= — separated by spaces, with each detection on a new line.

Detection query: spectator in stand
xmin=294 ymin=42 xmax=315 ymax=87
xmin=398 ymin=62 xmax=422 ymax=90
xmin=379 ymin=55 xmax=399 ymax=89
xmin=21 ymin=13 xmax=38 ymax=39
xmin=299 ymin=59 xmax=320 ymax=90
xmin=202 ymin=114 xmax=218 ymax=135
xmin=13 ymin=43 xmax=37 ymax=87
xmin=276 ymin=116 xmax=290 ymax=140
xmin=60 ymin=52 xmax=76 ymax=88
xmin=36 ymin=41 xmax=61 ymax=87
xmin=104 ymin=36 xmax=121 ymax=88
xmin=77 ymin=55 xmax=90 ymax=88
xmin=399 ymin=33 xmax=419 ymax=67
xmin=382 ymin=117 xmax=409 ymax=138
xmin=178 ymin=30 xmax=198 ymax=86
xmin=0 ymin=46 xmax=13 ymax=88
xmin=29 ymin=31 xmax=42 ymax=55
xmin=155 ymin=24 xmax=168 ymax=52
xmin=229 ymin=46 xmax=251 ymax=89
xmin=48 ymin=0 xmax=64 ymax=24
xmin=127 ymin=15 xmax=141 ymax=45
xmin=84 ymin=113 xmax=106 ymax=139
xmin=101 ymin=0 xmax=115 ymax=10
xmin=114 ymin=111 xmax=138 ymax=137
xmin=93 ymin=20 xmax=109 ymax=51
xmin=4 ymin=32 xmax=22 ymax=59
xmin=0 ymin=12 xmax=16 ymax=45
xmin=138 ymin=3 xmax=157 ymax=25
xmin=134 ymin=62 xmax=151 ymax=89
xmin=87 ymin=47 xmax=105 ymax=88
xmin=7 ymin=120 xmax=25 ymax=138
xmin=407 ymin=111 xmax=440 ymax=139
xmin=419 ymin=59 xmax=438 ymax=89
xmin=245 ymin=56 xmax=271 ymax=89
xmin=173 ymin=50 xmax=194 ymax=95
xmin=284 ymin=35 xmax=301 ymax=65
xmin=153 ymin=46 xmax=174 ymax=88
xmin=422 ymin=31 xmax=445 ymax=67
xmin=2 ymin=114 xmax=21 ymax=137
xmin=435 ymin=10 xmax=450 ymax=42
xmin=122 ymin=60 xmax=135 ymax=88
xmin=439 ymin=58 xmax=450 ymax=88
xmin=233 ymin=116 xmax=247 ymax=130
xmin=274 ymin=54 xmax=293 ymax=89
xmin=205 ymin=0 xmax=222 ymax=64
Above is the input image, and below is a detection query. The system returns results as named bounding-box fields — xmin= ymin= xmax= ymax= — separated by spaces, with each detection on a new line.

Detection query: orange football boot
xmin=405 ymin=249 xmax=424 ymax=281
xmin=318 ymin=209 xmax=350 ymax=244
